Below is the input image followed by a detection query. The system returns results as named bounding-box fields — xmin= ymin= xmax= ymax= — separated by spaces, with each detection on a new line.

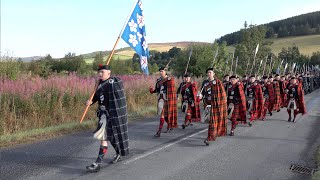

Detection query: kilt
xmin=260 ymin=97 xmax=270 ymax=119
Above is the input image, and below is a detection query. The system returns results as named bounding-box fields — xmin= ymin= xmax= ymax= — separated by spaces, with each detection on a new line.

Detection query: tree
xmin=316 ymin=24 xmax=320 ymax=33
xmin=92 ymin=52 xmax=104 ymax=70
xmin=310 ymin=51 xmax=320 ymax=65
xmin=168 ymin=47 xmax=181 ymax=58
xmin=266 ymin=26 xmax=275 ymax=38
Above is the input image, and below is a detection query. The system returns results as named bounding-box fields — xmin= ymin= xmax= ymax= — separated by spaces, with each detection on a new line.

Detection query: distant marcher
xmin=177 ymin=72 xmax=201 ymax=129
xmin=285 ymin=77 xmax=306 ymax=122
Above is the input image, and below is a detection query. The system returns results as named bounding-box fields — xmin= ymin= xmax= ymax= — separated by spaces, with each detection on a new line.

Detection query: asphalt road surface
xmin=1 ymin=89 xmax=320 ymax=180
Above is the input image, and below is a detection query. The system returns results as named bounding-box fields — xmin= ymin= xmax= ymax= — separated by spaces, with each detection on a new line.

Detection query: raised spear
xmin=184 ymin=48 xmax=193 ymax=74
xmin=234 ymin=56 xmax=239 ymax=75
xmin=268 ymin=56 xmax=273 ymax=75
xmin=249 ymin=43 xmax=259 ymax=75
xmin=256 ymin=59 xmax=264 ymax=76
xmin=262 ymin=56 xmax=268 ymax=76
xmin=230 ymin=52 xmax=235 ymax=75
xmin=223 ymin=55 xmax=229 ymax=75
xmin=211 ymin=46 xmax=219 ymax=68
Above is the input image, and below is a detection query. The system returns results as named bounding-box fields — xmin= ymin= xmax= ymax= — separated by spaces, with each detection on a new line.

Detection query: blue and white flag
xmin=121 ymin=0 xmax=149 ymax=74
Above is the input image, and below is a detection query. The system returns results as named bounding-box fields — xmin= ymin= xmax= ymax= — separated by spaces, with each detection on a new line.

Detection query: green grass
xmin=0 ymin=120 xmax=96 ymax=147
xmin=0 ymin=107 xmax=157 ymax=148
xmin=85 ymin=54 xmax=132 ymax=64
xmin=270 ymin=34 xmax=320 ymax=56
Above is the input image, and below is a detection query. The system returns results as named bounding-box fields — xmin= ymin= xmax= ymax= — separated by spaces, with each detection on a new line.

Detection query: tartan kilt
xmin=160 ymin=99 xmax=169 ymax=117
xmin=230 ymin=103 xmax=246 ymax=122
xmin=267 ymin=97 xmax=273 ymax=112
xmin=280 ymin=94 xmax=287 ymax=107
xmin=207 ymin=78 xmax=228 ymax=141
xmin=261 ymin=97 xmax=270 ymax=118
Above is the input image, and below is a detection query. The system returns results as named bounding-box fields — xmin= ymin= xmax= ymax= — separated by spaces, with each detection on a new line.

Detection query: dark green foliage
xmin=218 ymin=11 xmax=320 ymax=45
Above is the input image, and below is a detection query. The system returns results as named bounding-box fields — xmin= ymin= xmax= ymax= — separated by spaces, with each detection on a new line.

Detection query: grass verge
xmin=0 ymin=107 xmax=157 ymax=148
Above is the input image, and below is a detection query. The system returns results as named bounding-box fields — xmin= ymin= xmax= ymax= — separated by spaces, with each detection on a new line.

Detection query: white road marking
xmin=124 ymin=128 xmax=208 ymax=164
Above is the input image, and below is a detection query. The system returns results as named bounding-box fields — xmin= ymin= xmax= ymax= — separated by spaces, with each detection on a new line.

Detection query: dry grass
xmin=270 ymin=34 xmax=320 ymax=56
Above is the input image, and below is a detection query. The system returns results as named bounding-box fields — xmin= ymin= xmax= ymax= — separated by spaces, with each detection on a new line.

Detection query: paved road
xmin=1 ymin=89 xmax=320 ymax=180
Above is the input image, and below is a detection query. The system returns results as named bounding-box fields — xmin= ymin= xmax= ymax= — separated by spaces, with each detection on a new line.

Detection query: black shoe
xmin=292 ymin=118 xmax=296 ymax=123
xmin=86 ymin=162 xmax=100 ymax=172
xmin=269 ymin=112 xmax=273 ymax=116
xmin=154 ymin=130 xmax=161 ymax=137
xmin=164 ymin=129 xmax=171 ymax=133
xmin=277 ymin=109 xmax=280 ymax=112
xmin=288 ymin=118 xmax=291 ymax=122
xmin=204 ymin=139 xmax=209 ymax=146
xmin=112 ymin=154 xmax=122 ymax=163
xmin=248 ymin=122 xmax=253 ymax=127
xmin=229 ymin=131 xmax=234 ymax=136
xmin=182 ymin=124 xmax=186 ymax=129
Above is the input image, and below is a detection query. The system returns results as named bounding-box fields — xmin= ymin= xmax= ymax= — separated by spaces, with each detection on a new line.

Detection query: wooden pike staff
xmin=198 ymin=46 xmax=217 ymax=94
xmin=268 ymin=56 xmax=273 ymax=75
xmin=184 ymin=48 xmax=193 ymax=74
xmin=282 ymin=63 xmax=288 ymax=76
xmin=230 ymin=52 xmax=235 ymax=75
xmin=256 ymin=59 xmax=263 ymax=76
xmin=249 ymin=43 xmax=260 ymax=75
xmin=262 ymin=56 xmax=268 ymax=76
xmin=223 ymin=55 xmax=229 ymax=75
xmin=244 ymin=57 xmax=250 ymax=75
xmin=80 ymin=0 xmax=138 ymax=124
xmin=234 ymin=56 xmax=239 ymax=75
xmin=211 ymin=47 xmax=219 ymax=68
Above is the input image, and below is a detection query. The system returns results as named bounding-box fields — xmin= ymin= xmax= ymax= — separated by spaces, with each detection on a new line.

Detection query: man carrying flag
xmin=86 ymin=65 xmax=129 ymax=172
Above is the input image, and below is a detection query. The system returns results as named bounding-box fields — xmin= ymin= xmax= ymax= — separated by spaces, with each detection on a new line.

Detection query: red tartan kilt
xmin=231 ymin=104 xmax=241 ymax=120
xmin=264 ymin=98 xmax=270 ymax=108
xmin=161 ymin=100 xmax=168 ymax=117
xmin=281 ymin=94 xmax=288 ymax=107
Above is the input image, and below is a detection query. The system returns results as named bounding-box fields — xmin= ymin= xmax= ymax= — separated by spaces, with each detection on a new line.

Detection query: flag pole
xmin=107 ymin=0 xmax=139 ymax=65
xmin=80 ymin=0 xmax=139 ymax=124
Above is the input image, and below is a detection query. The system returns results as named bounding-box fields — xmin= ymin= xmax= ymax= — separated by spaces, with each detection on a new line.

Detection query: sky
xmin=1 ymin=0 xmax=320 ymax=58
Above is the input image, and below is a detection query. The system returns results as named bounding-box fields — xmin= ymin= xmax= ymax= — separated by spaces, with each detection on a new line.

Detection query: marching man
xmin=246 ymin=75 xmax=263 ymax=126
xmin=86 ymin=64 xmax=129 ymax=172
xmin=285 ymin=77 xmax=306 ymax=122
xmin=177 ymin=72 xmax=201 ymax=129
xmin=260 ymin=76 xmax=275 ymax=120
xmin=150 ymin=67 xmax=178 ymax=137
xmin=199 ymin=68 xmax=228 ymax=145
xmin=227 ymin=75 xmax=247 ymax=136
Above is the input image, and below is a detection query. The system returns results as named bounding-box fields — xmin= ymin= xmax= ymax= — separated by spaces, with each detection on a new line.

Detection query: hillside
xmin=270 ymin=34 xmax=320 ymax=56
xmin=84 ymin=41 xmax=204 ymax=63
xmin=218 ymin=11 xmax=320 ymax=45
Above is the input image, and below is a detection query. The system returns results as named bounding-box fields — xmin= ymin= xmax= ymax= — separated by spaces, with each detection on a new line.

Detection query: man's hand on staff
xmin=86 ymin=100 xmax=93 ymax=106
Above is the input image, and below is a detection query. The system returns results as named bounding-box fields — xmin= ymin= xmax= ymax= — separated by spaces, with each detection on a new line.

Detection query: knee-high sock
xmin=96 ymin=145 xmax=108 ymax=163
